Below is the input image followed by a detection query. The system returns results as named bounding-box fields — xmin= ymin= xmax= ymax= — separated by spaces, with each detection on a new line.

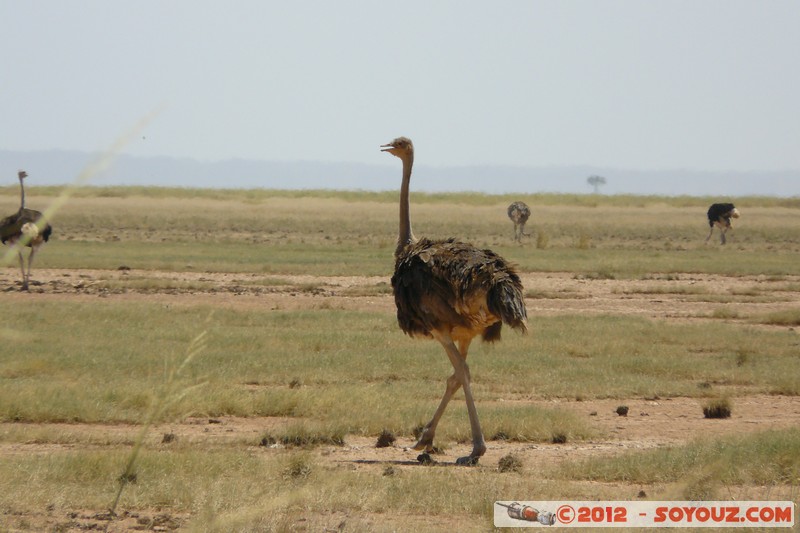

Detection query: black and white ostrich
xmin=705 ymin=203 xmax=740 ymax=245
xmin=1 ymin=170 xmax=53 ymax=290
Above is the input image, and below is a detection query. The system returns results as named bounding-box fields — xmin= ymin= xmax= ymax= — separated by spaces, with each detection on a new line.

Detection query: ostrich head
xmin=18 ymin=170 xmax=28 ymax=181
xmin=381 ymin=137 xmax=414 ymax=161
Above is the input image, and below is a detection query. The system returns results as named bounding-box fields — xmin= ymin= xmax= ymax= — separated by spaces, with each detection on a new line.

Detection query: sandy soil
xmin=2 ymin=267 xmax=799 ymax=531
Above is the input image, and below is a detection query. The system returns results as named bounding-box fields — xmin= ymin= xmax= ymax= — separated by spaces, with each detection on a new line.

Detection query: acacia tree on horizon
xmin=587 ymin=175 xmax=607 ymax=194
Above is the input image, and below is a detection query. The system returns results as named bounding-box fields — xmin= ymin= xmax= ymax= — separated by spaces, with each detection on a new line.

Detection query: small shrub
xmin=376 ymin=429 xmax=396 ymax=448
xmin=703 ymin=398 xmax=732 ymax=419
xmin=259 ymin=428 xmax=345 ymax=448
xmin=616 ymin=405 xmax=629 ymax=417
xmin=498 ymin=454 xmax=523 ymax=473
xmin=711 ymin=307 xmax=739 ymax=319
xmin=491 ymin=430 xmax=510 ymax=441
xmin=551 ymin=432 xmax=568 ymax=444
xmin=735 ymin=351 xmax=749 ymax=367
xmin=577 ymin=271 xmax=616 ymax=280
xmin=284 ymin=453 xmax=313 ymax=480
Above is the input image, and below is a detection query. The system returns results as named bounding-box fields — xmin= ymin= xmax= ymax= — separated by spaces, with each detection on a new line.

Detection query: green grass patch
xmin=753 ymin=309 xmax=800 ymax=326
xmin=260 ymin=421 xmax=346 ymax=448
xmin=709 ymin=307 xmax=741 ymax=319
xmin=2 ymin=301 xmax=798 ymax=430
xmin=557 ymin=427 xmax=800 ymax=486
xmin=4 ymin=188 xmax=800 ymax=277
xmin=0 ymin=444 xmax=624 ymax=532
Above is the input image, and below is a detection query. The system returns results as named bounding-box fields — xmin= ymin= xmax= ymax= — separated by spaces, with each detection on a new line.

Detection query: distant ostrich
xmin=507 ymin=201 xmax=531 ymax=242
xmin=705 ymin=203 xmax=740 ymax=245
xmin=381 ymin=137 xmax=528 ymax=465
xmin=0 ymin=170 xmax=52 ymax=290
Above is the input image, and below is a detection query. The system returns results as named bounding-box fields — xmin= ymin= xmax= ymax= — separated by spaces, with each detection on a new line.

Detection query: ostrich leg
xmin=413 ymin=337 xmax=473 ymax=452
xmin=412 ymin=372 xmax=460 ymax=453
xmin=431 ymin=332 xmax=486 ymax=465
xmin=18 ymin=249 xmax=28 ymax=291
xmin=25 ymin=247 xmax=37 ymax=289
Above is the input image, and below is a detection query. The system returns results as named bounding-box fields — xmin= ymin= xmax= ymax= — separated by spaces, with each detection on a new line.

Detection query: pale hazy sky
xmin=2 ymin=1 xmax=799 ymax=174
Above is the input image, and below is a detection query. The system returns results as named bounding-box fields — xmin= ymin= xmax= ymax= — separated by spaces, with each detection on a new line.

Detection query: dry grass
xmin=1 ymin=187 xmax=799 ymax=530
xmin=4 ymin=189 xmax=800 ymax=277
xmin=558 ymin=427 xmax=800 ymax=486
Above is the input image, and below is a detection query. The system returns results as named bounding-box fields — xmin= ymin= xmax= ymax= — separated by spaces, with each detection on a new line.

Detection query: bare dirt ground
xmin=2 ymin=268 xmax=799 ymax=531
xmin=5 ymin=267 xmax=800 ymax=320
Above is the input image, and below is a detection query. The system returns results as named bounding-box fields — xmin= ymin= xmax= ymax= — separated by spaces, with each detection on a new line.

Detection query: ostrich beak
xmin=380 ymin=143 xmax=401 ymax=157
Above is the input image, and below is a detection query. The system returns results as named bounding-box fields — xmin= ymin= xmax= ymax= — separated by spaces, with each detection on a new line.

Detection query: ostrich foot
xmin=455 ymin=442 xmax=486 ymax=466
xmin=455 ymin=455 xmax=480 ymax=466
xmin=417 ymin=453 xmax=436 ymax=465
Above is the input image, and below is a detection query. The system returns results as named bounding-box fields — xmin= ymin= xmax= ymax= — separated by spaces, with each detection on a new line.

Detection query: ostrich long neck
xmin=397 ymin=153 xmax=415 ymax=256
xmin=18 ymin=176 xmax=26 ymax=211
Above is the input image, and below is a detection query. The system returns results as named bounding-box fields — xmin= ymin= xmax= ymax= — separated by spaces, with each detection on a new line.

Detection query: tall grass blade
xmin=107 ymin=323 xmax=209 ymax=526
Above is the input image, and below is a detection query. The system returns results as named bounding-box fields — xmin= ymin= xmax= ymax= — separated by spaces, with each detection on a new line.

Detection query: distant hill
xmin=1 ymin=149 xmax=797 ymax=197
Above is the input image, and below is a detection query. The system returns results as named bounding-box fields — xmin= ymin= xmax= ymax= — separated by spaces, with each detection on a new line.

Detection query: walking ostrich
xmin=507 ymin=201 xmax=531 ymax=242
xmin=381 ymin=137 xmax=528 ymax=465
xmin=1 ymin=170 xmax=52 ymax=290
xmin=705 ymin=203 xmax=740 ymax=245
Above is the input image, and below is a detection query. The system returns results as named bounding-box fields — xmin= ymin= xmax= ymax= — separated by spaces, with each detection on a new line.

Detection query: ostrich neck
xmin=396 ymin=154 xmax=415 ymax=257
xmin=18 ymin=178 xmax=25 ymax=211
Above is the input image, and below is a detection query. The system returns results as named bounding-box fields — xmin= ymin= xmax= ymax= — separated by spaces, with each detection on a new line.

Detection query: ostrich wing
xmin=392 ymin=238 xmax=527 ymax=341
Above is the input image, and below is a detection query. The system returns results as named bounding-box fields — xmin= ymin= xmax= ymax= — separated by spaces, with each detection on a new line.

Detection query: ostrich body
xmin=382 ymin=137 xmax=527 ymax=465
xmin=1 ymin=171 xmax=52 ymax=290
xmin=705 ymin=203 xmax=739 ymax=245
xmin=507 ymin=201 xmax=531 ymax=241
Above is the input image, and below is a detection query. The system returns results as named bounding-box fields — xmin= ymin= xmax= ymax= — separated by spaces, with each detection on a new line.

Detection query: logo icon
xmin=496 ymin=502 xmax=556 ymax=525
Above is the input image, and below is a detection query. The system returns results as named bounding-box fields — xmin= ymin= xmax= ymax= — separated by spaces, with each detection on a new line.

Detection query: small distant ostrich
xmin=705 ymin=203 xmax=740 ymax=245
xmin=381 ymin=136 xmax=528 ymax=465
xmin=0 ymin=170 xmax=52 ymax=290
xmin=507 ymin=201 xmax=531 ymax=242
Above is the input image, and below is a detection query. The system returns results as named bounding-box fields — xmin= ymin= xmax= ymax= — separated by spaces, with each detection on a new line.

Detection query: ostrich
xmin=705 ymin=203 xmax=740 ymax=245
xmin=381 ymin=137 xmax=528 ymax=465
xmin=507 ymin=201 xmax=531 ymax=242
xmin=1 ymin=170 xmax=52 ymax=290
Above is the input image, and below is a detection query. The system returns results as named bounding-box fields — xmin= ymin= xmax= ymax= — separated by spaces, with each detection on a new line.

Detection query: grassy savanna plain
xmin=1 ymin=187 xmax=800 ymax=531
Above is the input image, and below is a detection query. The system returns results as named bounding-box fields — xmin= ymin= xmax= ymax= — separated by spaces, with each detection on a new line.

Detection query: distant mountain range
xmin=1 ymin=149 xmax=797 ymax=197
